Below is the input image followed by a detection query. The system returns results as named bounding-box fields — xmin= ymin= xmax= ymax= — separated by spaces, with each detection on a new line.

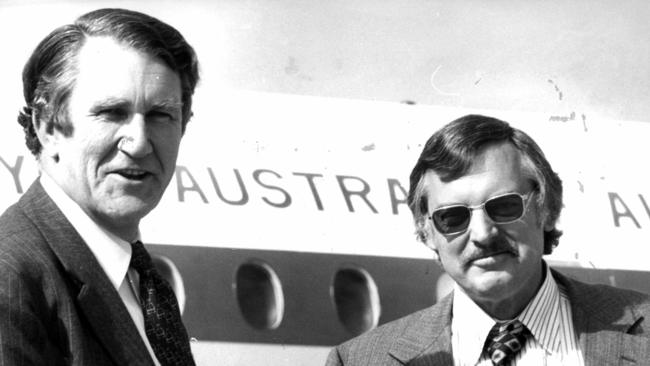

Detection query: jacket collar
xmin=552 ymin=269 xmax=650 ymax=365
xmin=386 ymin=268 xmax=650 ymax=365
xmin=388 ymin=294 xmax=454 ymax=365
xmin=19 ymin=180 xmax=154 ymax=366
xmin=40 ymin=172 xmax=132 ymax=291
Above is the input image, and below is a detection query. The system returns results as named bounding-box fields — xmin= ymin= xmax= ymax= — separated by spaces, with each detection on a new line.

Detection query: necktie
xmin=130 ymin=241 xmax=196 ymax=366
xmin=483 ymin=319 xmax=530 ymax=366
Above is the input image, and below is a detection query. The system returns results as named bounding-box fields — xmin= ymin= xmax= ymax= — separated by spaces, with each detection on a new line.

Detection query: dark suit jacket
xmin=0 ymin=180 xmax=155 ymax=365
xmin=327 ymin=269 xmax=650 ymax=366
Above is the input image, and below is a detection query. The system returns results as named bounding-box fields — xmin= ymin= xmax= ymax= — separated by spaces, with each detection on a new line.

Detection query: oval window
xmin=235 ymin=260 xmax=285 ymax=330
xmin=331 ymin=266 xmax=381 ymax=335
xmin=151 ymin=254 xmax=187 ymax=314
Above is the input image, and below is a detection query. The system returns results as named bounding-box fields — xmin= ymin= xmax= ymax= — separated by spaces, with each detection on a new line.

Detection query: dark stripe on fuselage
xmin=147 ymin=244 xmax=650 ymax=346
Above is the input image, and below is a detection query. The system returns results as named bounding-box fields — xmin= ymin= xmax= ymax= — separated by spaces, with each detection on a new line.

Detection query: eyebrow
xmin=89 ymin=98 xmax=183 ymax=113
xmin=90 ymin=98 xmax=131 ymax=111
xmin=150 ymin=100 xmax=183 ymax=111
xmin=433 ymin=191 xmax=523 ymax=210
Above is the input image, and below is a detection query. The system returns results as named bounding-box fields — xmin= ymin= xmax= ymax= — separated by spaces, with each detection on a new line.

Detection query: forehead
xmin=71 ymin=36 xmax=181 ymax=102
xmin=423 ymin=143 xmax=530 ymax=207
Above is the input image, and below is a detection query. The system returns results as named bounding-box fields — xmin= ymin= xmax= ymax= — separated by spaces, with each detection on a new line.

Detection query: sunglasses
xmin=429 ymin=192 xmax=533 ymax=235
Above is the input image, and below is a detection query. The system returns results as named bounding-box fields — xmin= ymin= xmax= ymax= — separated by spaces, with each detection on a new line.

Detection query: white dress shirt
xmin=40 ymin=173 xmax=161 ymax=366
xmin=451 ymin=262 xmax=584 ymax=366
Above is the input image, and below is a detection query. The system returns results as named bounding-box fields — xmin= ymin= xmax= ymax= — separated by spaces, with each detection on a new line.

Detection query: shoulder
xmin=346 ymin=305 xmax=435 ymax=344
xmin=0 ymin=204 xmax=42 ymax=266
xmin=554 ymin=269 xmax=650 ymax=308
xmin=0 ymin=180 xmax=48 ymax=244
xmin=329 ymin=296 xmax=452 ymax=366
xmin=0 ymin=186 xmax=65 ymax=301
xmin=0 ymin=180 xmax=65 ymax=270
xmin=553 ymin=269 xmax=650 ymax=333
xmin=327 ymin=309 xmax=429 ymax=366
xmin=0 ymin=201 xmax=53 ymax=272
xmin=0 ymin=206 xmax=70 ymax=365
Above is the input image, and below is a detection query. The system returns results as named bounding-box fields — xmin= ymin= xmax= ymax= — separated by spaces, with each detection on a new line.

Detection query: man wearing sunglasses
xmin=327 ymin=115 xmax=650 ymax=365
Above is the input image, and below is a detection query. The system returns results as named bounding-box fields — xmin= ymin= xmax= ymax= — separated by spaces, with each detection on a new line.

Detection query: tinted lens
xmin=431 ymin=206 xmax=471 ymax=234
xmin=484 ymin=194 xmax=524 ymax=222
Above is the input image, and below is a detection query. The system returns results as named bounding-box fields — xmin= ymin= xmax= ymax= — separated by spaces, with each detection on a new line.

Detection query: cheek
xmin=84 ymin=141 xmax=118 ymax=171
xmin=522 ymin=234 xmax=545 ymax=257
xmin=521 ymin=214 xmax=546 ymax=245
xmin=437 ymin=250 xmax=468 ymax=283
xmin=153 ymin=128 xmax=181 ymax=153
xmin=73 ymin=123 xmax=118 ymax=156
xmin=433 ymin=236 xmax=466 ymax=268
xmin=61 ymin=142 xmax=95 ymax=174
xmin=507 ymin=226 xmax=545 ymax=261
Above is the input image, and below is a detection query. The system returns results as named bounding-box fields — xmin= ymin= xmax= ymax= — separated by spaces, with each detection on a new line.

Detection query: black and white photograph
xmin=1 ymin=1 xmax=649 ymax=365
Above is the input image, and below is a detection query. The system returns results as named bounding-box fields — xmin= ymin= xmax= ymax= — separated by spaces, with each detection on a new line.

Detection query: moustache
xmin=463 ymin=237 xmax=518 ymax=263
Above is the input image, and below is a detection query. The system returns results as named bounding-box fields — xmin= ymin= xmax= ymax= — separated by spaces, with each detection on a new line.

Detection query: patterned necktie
xmin=483 ymin=319 xmax=530 ymax=366
xmin=130 ymin=241 xmax=196 ymax=366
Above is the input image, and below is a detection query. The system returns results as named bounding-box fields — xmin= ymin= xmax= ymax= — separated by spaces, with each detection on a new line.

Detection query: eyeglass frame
xmin=428 ymin=191 xmax=535 ymax=235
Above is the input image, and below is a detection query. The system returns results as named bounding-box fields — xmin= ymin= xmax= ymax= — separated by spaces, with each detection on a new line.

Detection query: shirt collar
xmin=516 ymin=261 xmax=563 ymax=354
xmin=40 ymin=172 xmax=134 ymax=290
xmin=451 ymin=261 xmax=561 ymax=363
xmin=451 ymin=282 xmax=498 ymax=364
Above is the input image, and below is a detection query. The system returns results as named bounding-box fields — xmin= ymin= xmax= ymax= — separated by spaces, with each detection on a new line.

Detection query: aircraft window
xmin=151 ymin=254 xmax=187 ymax=314
xmin=235 ymin=260 xmax=285 ymax=330
xmin=331 ymin=266 xmax=381 ymax=335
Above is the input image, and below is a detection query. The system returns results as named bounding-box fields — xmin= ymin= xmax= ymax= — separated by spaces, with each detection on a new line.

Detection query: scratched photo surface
xmin=1 ymin=1 xmax=649 ymax=365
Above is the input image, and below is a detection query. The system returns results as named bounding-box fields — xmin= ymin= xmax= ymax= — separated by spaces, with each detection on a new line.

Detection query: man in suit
xmin=0 ymin=8 xmax=199 ymax=365
xmin=327 ymin=115 xmax=650 ymax=365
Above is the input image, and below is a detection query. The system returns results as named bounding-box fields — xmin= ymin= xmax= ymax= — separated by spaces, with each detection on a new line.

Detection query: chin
xmin=469 ymin=271 xmax=517 ymax=297
xmin=102 ymin=197 xmax=158 ymax=222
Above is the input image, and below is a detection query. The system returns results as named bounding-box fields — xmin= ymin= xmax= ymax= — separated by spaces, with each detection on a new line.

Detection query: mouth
xmin=113 ymin=168 xmax=152 ymax=181
xmin=475 ymin=250 xmax=510 ymax=260
xmin=468 ymin=249 xmax=516 ymax=266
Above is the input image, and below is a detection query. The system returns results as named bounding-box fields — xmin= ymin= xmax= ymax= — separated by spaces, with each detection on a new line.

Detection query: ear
xmin=543 ymin=218 xmax=555 ymax=232
xmin=539 ymin=208 xmax=556 ymax=232
xmin=420 ymin=220 xmax=440 ymax=259
xmin=34 ymin=116 xmax=63 ymax=162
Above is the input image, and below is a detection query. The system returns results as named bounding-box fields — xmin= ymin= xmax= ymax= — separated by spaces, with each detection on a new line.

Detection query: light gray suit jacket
xmin=0 ymin=181 xmax=155 ymax=365
xmin=327 ymin=269 xmax=650 ymax=366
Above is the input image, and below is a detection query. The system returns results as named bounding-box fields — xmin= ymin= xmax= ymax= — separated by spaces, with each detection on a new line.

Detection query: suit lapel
xmin=19 ymin=181 xmax=154 ymax=366
xmin=578 ymin=310 xmax=650 ymax=366
xmin=573 ymin=303 xmax=621 ymax=366
xmin=379 ymin=268 xmax=650 ymax=366
xmin=388 ymin=294 xmax=454 ymax=365
xmin=554 ymin=269 xmax=650 ymax=366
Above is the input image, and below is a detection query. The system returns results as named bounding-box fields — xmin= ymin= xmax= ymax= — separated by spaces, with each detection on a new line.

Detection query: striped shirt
xmin=451 ymin=262 xmax=584 ymax=366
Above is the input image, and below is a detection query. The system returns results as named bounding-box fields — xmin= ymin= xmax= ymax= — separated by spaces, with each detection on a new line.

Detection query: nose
xmin=118 ymin=114 xmax=153 ymax=158
xmin=467 ymin=209 xmax=498 ymax=246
